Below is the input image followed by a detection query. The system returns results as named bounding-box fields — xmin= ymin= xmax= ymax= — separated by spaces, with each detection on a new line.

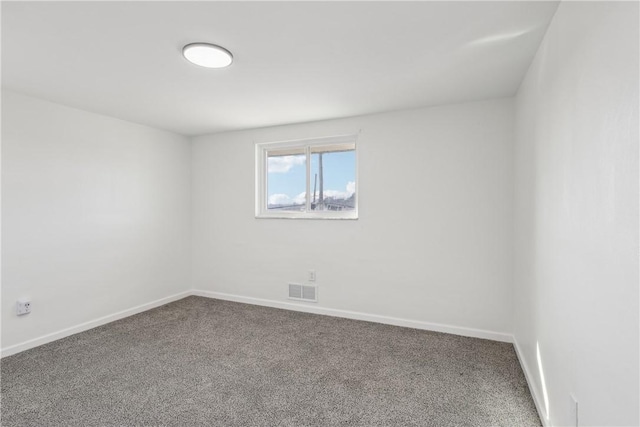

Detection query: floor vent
xmin=288 ymin=283 xmax=317 ymax=302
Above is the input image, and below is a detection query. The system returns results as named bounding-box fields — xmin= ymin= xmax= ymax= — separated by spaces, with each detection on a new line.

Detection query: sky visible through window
xmin=267 ymin=150 xmax=355 ymax=210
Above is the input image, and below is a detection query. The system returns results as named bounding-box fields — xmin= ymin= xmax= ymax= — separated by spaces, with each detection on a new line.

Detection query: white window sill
xmin=256 ymin=212 xmax=358 ymax=220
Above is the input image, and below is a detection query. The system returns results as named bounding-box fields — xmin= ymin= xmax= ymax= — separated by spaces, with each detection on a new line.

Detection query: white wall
xmin=513 ymin=2 xmax=639 ymax=426
xmin=1 ymin=91 xmax=191 ymax=352
xmin=191 ymin=98 xmax=515 ymax=339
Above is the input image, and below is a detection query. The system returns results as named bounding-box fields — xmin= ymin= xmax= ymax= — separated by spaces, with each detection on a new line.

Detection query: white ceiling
xmin=2 ymin=1 xmax=559 ymax=136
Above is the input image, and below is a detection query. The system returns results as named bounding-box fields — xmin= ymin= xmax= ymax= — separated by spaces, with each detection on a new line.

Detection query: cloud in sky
xmin=346 ymin=181 xmax=355 ymax=195
xmin=268 ymin=193 xmax=294 ymax=206
xmin=269 ymin=181 xmax=355 ymax=206
xmin=311 ymin=181 xmax=356 ymax=201
xmin=268 ymin=192 xmax=307 ymax=206
xmin=268 ymin=155 xmax=305 ymax=173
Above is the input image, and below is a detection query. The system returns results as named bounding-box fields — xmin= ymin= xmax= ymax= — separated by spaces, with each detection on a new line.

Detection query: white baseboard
xmin=0 ymin=288 xmax=548 ymax=426
xmin=1 ymin=291 xmax=191 ymax=358
xmin=192 ymin=289 xmax=513 ymax=343
xmin=513 ymin=336 xmax=549 ymax=427
xmin=1 ymin=289 xmax=513 ymax=358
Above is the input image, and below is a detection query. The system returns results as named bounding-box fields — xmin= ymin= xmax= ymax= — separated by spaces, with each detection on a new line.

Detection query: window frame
xmin=255 ymin=134 xmax=359 ymax=220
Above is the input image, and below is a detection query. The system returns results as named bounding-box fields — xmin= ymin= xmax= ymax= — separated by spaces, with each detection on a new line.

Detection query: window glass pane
xmin=310 ymin=146 xmax=356 ymax=212
xmin=267 ymin=152 xmax=306 ymax=211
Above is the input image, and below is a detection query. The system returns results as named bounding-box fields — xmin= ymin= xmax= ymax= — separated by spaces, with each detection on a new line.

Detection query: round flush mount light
xmin=182 ymin=43 xmax=233 ymax=68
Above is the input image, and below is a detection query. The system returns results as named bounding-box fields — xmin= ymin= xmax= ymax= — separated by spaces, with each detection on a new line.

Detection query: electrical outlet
xmin=17 ymin=298 xmax=31 ymax=316
xmin=308 ymin=270 xmax=316 ymax=282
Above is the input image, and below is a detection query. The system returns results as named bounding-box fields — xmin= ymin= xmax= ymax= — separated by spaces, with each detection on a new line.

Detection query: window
xmin=256 ymin=134 xmax=358 ymax=219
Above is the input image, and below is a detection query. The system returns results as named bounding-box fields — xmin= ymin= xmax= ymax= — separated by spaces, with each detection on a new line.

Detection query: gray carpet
xmin=1 ymin=296 xmax=540 ymax=426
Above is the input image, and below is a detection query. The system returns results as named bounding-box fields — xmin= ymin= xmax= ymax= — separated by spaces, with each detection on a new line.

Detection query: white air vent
xmin=289 ymin=283 xmax=302 ymax=299
xmin=288 ymin=283 xmax=317 ymax=302
xmin=302 ymin=285 xmax=316 ymax=301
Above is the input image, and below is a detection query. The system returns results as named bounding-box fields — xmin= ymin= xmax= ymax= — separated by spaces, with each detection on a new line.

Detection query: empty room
xmin=1 ymin=1 xmax=638 ymax=426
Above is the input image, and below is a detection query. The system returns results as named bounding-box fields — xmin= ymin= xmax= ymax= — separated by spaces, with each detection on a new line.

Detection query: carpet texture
xmin=1 ymin=296 xmax=540 ymax=426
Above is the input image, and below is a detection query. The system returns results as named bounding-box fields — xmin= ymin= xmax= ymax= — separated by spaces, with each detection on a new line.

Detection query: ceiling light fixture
xmin=182 ymin=43 xmax=233 ymax=68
